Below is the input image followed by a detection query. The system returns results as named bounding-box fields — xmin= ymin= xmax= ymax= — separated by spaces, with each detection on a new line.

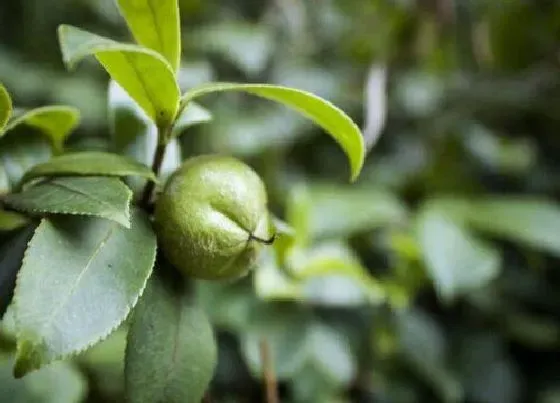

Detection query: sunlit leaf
xmin=13 ymin=210 xmax=156 ymax=376
xmin=58 ymin=25 xmax=179 ymax=128
xmin=4 ymin=177 xmax=133 ymax=228
xmin=20 ymin=151 xmax=156 ymax=187
xmin=116 ymin=0 xmax=181 ymax=72
xmin=2 ymin=106 xmax=80 ymax=153
xmin=181 ymin=83 xmax=365 ymax=181
xmin=0 ymin=82 xmax=12 ymax=131
xmin=125 ymin=269 xmax=217 ymax=403
xmin=108 ymin=80 xmax=181 ymax=191
xmin=0 ymin=209 xmax=29 ymax=232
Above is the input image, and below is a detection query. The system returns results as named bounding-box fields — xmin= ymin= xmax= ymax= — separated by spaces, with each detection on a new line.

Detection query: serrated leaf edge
xmin=11 ymin=217 xmax=157 ymax=377
xmin=4 ymin=179 xmax=133 ymax=229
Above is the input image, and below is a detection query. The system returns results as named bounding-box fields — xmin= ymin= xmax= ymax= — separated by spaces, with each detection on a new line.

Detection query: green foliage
xmin=125 ymin=269 xmax=217 ymax=403
xmin=2 ymin=0 xmax=560 ymax=401
xmin=116 ymin=0 xmax=181 ymax=73
xmin=2 ymin=107 xmax=80 ymax=153
xmin=0 ymin=83 xmax=12 ymax=131
xmin=4 ymin=177 xmax=132 ymax=228
xmin=20 ymin=151 xmax=156 ymax=186
xmin=13 ymin=210 xmax=156 ymax=377
xmin=58 ymin=25 xmax=180 ymax=128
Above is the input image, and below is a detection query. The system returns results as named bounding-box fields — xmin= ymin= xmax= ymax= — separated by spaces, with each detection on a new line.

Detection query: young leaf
xmin=0 ymin=82 xmax=12 ymax=131
xmin=125 ymin=269 xmax=217 ymax=403
xmin=2 ymin=106 xmax=80 ymax=153
xmin=116 ymin=0 xmax=181 ymax=73
xmin=0 ymin=209 xmax=29 ymax=232
xmin=12 ymin=209 xmax=156 ymax=377
xmin=417 ymin=208 xmax=501 ymax=302
xmin=181 ymin=83 xmax=365 ymax=181
xmin=20 ymin=151 xmax=156 ymax=186
xmin=4 ymin=177 xmax=133 ymax=228
xmin=58 ymin=25 xmax=180 ymax=128
xmin=0 ymin=225 xmax=36 ymax=320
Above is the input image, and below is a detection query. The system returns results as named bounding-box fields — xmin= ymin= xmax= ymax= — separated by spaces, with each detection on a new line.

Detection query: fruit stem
xmin=141 ymin=125 xmax=169 ymax=207
xmin=249 ymin=233 xmax=276 ymax=245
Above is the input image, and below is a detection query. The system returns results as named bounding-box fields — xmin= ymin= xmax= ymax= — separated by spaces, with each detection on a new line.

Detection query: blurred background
xmin=2 ymin=0 xmax=560 ymax=402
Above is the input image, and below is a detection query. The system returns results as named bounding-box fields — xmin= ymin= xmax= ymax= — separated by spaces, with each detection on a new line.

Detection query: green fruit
xmin=154 ymin=154 xmax=273 ymax=280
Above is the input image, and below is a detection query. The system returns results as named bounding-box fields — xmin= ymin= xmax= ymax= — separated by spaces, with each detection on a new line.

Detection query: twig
xmin=259 ymin=338 xmax=279 ymax=403
xmin=141 ymin=138 xmax=167 ymax=207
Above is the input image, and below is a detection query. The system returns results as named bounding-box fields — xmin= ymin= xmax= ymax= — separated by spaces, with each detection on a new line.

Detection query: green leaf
xmin=306 ymin=184 xmax=407 ymax=239
xmin=20 ymin=151 xmax=156 ymax=187
xmin=181 ymin=83 xmax=365 ymax=181
xmin=0 ymin=354 xmax=87 ymax=403
xmin=4 ymin=177 xmax=133 ymax=228
xmin=417 ymin=208 xmax=501 ymax=302
xmin=116 ymin=0 xmax=181 ymax=72
xmin=12 ymin=210 xmax=156 ymax=377
xmin=58 ymin=25 xmax=180 ymax=128
xmin=0 ymin=225 xmax=35 ymax=320
xmin=464 ymin=198 xmax=560 ymax=258
xmin=125 ymin=269 xmax=217 ymax=403
xmin=109 ymin=80 xmax=182 ymax=184
xmin=2 ymin=106 xmax=80 ymax=153
xmin=0 ymin=209 xmax=29 ymax=232
xmin=0 ymin=83 xmax=12 ymax=131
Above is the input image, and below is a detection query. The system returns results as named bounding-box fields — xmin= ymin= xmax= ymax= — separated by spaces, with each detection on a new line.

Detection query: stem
xmin=259 ymin=338 xmax=279 ymax=403
xmin=141 ymin=127 xmax=168 ymax=207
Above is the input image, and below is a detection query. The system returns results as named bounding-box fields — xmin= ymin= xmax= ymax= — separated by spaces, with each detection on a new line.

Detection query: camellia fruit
xmin=154 ymin=154 xmax=274 ymax=280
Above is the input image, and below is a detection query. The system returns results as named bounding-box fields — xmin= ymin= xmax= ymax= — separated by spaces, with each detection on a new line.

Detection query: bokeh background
xmin=2 ymin=0 xmax=560 ymax=402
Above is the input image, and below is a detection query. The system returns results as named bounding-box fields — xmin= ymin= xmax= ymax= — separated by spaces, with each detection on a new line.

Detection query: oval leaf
xmin=108 ymin=80 xmax=182 ymax=189
xmin=2 ymin=106 xmax=80 ymax=153
xmin=181 ymin=83 xmax=365 ymax=181
xmin=20 ymin=151 xmax=156 ymax=187
xmin=116 ymin=0 xmax=181 ymax=72
xmin=0 ymin=82 xmax=12 ymax=131
xmin=417 ymin=208 xmax=501 ymax=302
xmin=12 ymin=210 xmax=156 ymax=377
xmin=4 ymin=177 xmax=133 ymax=228
xmin=58 ymin=25 xmax=179 ymax=128
xmin=125 ymin=269 xmax=217 ymax=403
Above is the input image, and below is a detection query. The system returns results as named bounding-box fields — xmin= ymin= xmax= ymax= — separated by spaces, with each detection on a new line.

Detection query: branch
xmin=259 ymin=338 xmax=279 ymax=403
